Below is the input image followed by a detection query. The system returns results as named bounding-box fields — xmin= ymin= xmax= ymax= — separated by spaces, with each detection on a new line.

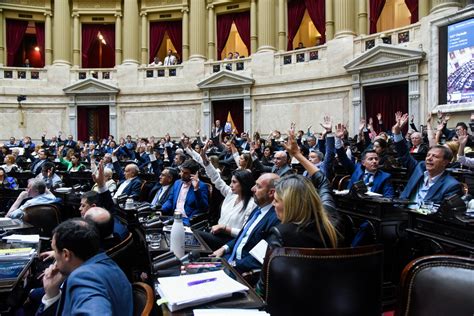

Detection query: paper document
xmin=249 ymin=239 xmax=268 ymax=264
xmin=193 ymin=309 xmax=270 ymax=316
xmin=3 ymin=234 xmax=40 ymax=244
xmin=156 ymin=270 xmax=249 ymax=311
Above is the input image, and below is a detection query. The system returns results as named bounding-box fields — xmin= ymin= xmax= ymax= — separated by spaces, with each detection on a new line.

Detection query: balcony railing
xmin=70 ymin=68 xmax=116 ymax=81
xmin=205 ymin=57 xmax=251 ymax=75
xmin=0 ymin=67 xmax=47 ymax=80
xmin=139 ymin=65 xmax=184 ymax=78
xmin=276 ymin=45 xmax=325 ymax=66
xmin=355 ymin=22 xmax=421 ymax=53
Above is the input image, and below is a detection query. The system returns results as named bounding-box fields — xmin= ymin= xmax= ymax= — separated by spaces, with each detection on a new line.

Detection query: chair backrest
xmin=132 ymin=282 xmax=156 ymax=316
xmin=106 ymin=232 xmax=134 ymax=279
xmin=264 ymin=245 xmax=384 ymax=316
xmin=23 ymin=204 xmax=61 ymax=237
xmin=397 ymin=255 xmax=474 ymax=316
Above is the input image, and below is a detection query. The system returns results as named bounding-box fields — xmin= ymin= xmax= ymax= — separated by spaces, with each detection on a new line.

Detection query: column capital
xmin=181 ymin=6 xmax=189 ymax=13
xmin=44 ymin=11 xmax=52 ymax=17
xmin=71 ymin=12 xmax=80 ymax=18
xmin=207 ymin=4 xmax=214 ymax=10
xmin=140 ymin=11 xmax=147 ymax=17
xmin=0 ymin=8 xmax=3 ymax=13
xmin=114 ymin=12 xmax=123 ymax=18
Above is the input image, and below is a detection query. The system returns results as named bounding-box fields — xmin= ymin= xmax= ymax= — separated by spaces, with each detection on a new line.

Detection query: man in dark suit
xmin=38 ymin=219 xmax=132 ymax=315
xmin=252 ymin=150 xmax=294 ymax=177
xmin=112 ymin=155 xmax=142 ymax=201
xmin=30 ymin=148 xmax=49 ymax=176
xmin=212 ymin=173 xmax=281 ymax=273
xmin=162 ymin=159 xmax=209 ymax=225
xmin=393 ymin=117 xmax=462 ymax=205
xmin=148 ymin=167 xmax=179 ymax=209
xmin=409 ymin=132 xmax=429 ymax=154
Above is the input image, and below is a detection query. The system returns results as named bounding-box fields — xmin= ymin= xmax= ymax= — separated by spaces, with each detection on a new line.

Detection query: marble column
xmin=257 ymin=0 xmax=276 ymax=51
xmin=189 ymin=0 xmax=206 ymax=60
xmin=207 ymin=4 xmax=215 ymax=61
xmin=44 ymin=12 xmax=52 ymax=65
xmin=72 ymin=13 xmax=80 ymax=67
xmin=141 ymin=12 xmax=148 ymax=65
xmin=0 ymin=9 xmax=4 ymax=66
xmin=115 ymin=13 xmax=122 ymax=65
xmin=250 ymin=0 xmax=257 ymax=54
xmin=357 ymin=0 xmax=367 ymax=36
xmin=53 ymin=0 xmax=71 ymax=64
xmin=325 ymin=0 xmax=334 ymax=41
xmin=122 ymin=0 xmax=139 ymax=64
xmin=418 ymin=0 xmax=430 ymax=19
xmin=334 ymin=0 xmax=355 ymax=38
xmin=278 ymin=0 xmax=286 ymax=51
xmin=182 ymin=6 xmax=190 ymax=61
xmin=431 ymin=0 xmax=462 ymax=13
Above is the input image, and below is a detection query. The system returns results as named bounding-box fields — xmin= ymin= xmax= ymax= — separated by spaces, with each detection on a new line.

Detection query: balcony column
xmin=418 ymin=0 xmax=429 ymax=18
xmin=278 ymin=0 xmax=286 ymax=51
xmin=325 ymin=0 xmax=334 ymax=41
xmin=430 ymin=0 xmax=462 ymax=13
xmin=189 ymin=0 xmax=206 ymax=60
xmin=0 ymin=9 xmax=4 ymax=66
xmin=257 ymin=0 xmax=276 ymax=51
xmin=334 ymin=0 xmax=355 ymax=38
xmin=122 ymin=0 xmax=139 ymax=64
xmin=182 ymin=5 xmax=189 ymax=61
xmin=141 ymin=12 xmax=148 ymax=65
xmin=357 ymin=0 xmax=367 ymax=36
xmin=53 ymin=0 xmax=71 ymax=64
xmin=207 ymin=3 xmax=215 ymax=61
xmin=72 ymin=13 xmax=80 ymax=67
xmin=250 ymin=0 xmax=257 ymax=54
xmin=44 ymin=12 xmax=52 ymax=65
xmin=115 ymin=13 xmax=122 ymax=65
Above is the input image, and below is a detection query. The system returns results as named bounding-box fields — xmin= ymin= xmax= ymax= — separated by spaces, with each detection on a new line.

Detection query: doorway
xmin=364 ymin=82 xmax=409 ymax=134
xmin=212 ymin=99 xmax=244 ymax=134
xmin=77 ymin=106 xmax=110 ymax=142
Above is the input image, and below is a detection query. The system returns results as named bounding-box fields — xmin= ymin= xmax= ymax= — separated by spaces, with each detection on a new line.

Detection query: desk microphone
xmin=144 ymin=217 xmax=174 ymax=229
xmin=180 ymin=250 xmax=200 ymax=264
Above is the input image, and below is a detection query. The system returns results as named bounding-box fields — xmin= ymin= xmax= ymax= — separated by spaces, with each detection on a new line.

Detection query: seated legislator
xmin=148 ymin=167 xmax=179 ymax=209
xmin=84 ymin=207 xmax=122 ymax=250
xmin=252 ymin=150 xmax=294 ymax=177
xmin=0 ymin=166 xmax=18 ymax=189
xmin=212 ymin=173 xmax=280 ymax=274
xmin=6 ymin=179 xmax=57 ymax=219
xmin=392 ymin=113 xmax=462 ymax=205
xmin=37 ymin=219 xmax=132 ymax=316
xmin=187 ymin=141 xmax=256 ymax=249
xmin=35 ymin=162 xmax=63 ymax=189
xmin=335 ymin=124 xmax=395 ymax=198
xmin=256 ymin=174 xmax=339 ymax=296
xmin=112 ymin=153 xmax=142 ymax=201
xmin=458 ymin=129 xmax=474 ymax=168
xmin=161 ymin=159 xmax=209 ymax=225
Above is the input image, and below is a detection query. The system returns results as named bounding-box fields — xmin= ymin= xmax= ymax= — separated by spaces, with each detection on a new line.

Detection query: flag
xmin=225 ymin=111 xmax=238 ymax=134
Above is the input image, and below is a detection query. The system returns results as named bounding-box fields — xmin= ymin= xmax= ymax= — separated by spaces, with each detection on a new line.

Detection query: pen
xmin=187 ymin=277 xmax=217 ymax=286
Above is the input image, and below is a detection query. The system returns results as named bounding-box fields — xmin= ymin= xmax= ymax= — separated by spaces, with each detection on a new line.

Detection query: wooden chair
xmin=397 ymin=255 xmax=474 ymax=316
xmin=264 ymin=245 xmax=384 ymax=316
xmin=23 ymin=204 xmax=61 ymax=237
xmin=338 ymin=174 xmax=351 ymax=191
xmin=106 ymin=232 xmax=134 ymax=280
xmin=132 ymin=282 xmax=157 ymax=316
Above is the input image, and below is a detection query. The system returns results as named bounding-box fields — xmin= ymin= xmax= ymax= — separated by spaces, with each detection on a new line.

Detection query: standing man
xmin=38 ymin=219 xmax=132 ymax=315
xmin=163 ymin=49 xmax=177 ymax=66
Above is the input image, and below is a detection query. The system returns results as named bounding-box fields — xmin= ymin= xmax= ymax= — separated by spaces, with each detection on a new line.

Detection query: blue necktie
xmin=228 ymin=207 xmax=261 ymax=262
xmin=151 ymin=187 xmax=163 ymax=206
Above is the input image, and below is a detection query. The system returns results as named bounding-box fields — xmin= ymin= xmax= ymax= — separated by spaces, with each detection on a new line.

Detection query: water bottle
xmin=170 ymin=211 xmax=185 ymax=258
xmin=125 ymin=198 xmax=134 ymax=210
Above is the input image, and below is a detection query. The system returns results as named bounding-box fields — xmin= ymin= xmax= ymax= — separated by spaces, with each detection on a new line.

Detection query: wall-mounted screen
xmin=446 ymin=17 xmax=474 ymax=105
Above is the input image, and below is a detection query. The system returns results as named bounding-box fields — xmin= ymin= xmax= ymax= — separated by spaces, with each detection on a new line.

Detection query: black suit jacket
xmin=147 ymin=183 xmax=173 ymax=207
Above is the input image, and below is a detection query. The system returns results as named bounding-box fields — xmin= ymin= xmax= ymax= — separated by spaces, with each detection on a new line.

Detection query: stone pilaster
xmin=207 ymin=3 xmax=215 ymax=60
xmin=0 ymin=9 xmax=4 ymax=66
xmin=141 ymin=12 xmax=148 ymax=65
xmin=53 ymin=0 xmax=71 ymax=64
xmin=418 ymin=0 xmax=429 ymax=19
xmin=182 ymin=6 xmax=190 ymax=61
xmin=72 ymin=13 xmax=80 ymax=67
xmin=257 ymin=0 xmax=276 ymax=51
xmin=44 ymin=12 xmax=52 ymax=65
xmin=357 ymin=0 xmax=367 ymax=36
xmin=115 ymin=13 xmax=122 ymax=65
xmin=334 ymin=0 xmax=355 ymax=38
xmin=250 ymin=0 xmax=257 ymax=54
xmin=278 ymin=0 xmax=286 ymax=51
xmin=189 ymin=0 xmax=206 ymax=60
xmin=122 ymin=0 xmax=139 ymax=64
xmin=325 ymin=0 xmax=334 ymax=41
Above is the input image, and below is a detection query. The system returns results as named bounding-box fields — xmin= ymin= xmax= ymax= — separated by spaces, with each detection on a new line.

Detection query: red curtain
xmin=149 ymin=22 xmax=167 ymax=63
xmin=6 ymin=19 xmax=28 ymax=66
xmin=77 ymin=107 xmax=89 ymax=141
xmin=166 ymin=20 xmax=183 ymax=60
xmin=404 ymin=0 xmax=418 ymax=24
xmin=217 ymin=14 xmax=234 ymax=60
xmin=364 ymin=83 xmax=408 ymax=134
xmin=98 ymin=24 xmax=115 ymax=68
xmin=212 ymin=100 xmax=244 ymax=134
xmin=369 ymin=0 xmax=386 ymax=34
xmin=305 ymin=0 xmax=325 ymax=44
xmin=97 ymin=107 xmax=110 ymax=140
xmin=82 ymin=24 xmax=101 ymax=68
xmin=35 ymin=22 xmax=45 ymax=67
xmin=233 ymin=11 xmax=251 ymax=55
xmin=287 ymin=0 xmax=306 ymax=50
xmin=82 ymin=24 xmax=115 ymax=68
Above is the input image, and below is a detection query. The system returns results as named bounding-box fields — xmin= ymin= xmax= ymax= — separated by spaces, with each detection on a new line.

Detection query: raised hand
xmin=400 ymin=113 xmax=409 ymax=128
xmin=426 ymin=114 xmax=432 ymax=125
xmin=395 ymin=111 xmax=402 ymax=124
xmin=458 ymin=129 xmax=469 ymax=146
xmin=335 ymin=123 xmax=346 ymax=139
xmin=443 ymin=113 xmax=451 ymax=123
xmin=368 ymin=117 xmax=374 ymax=130
xmin=359 ymin=118 xmax=366 ymax=132
xmin=320 ymin=115 xmax=332 ymax=132
xmin=410 ymin=114 xmax=415 ymax=123
xmin=282 ymin=125 xmax=300 ymax=156
xmin=191 ymin=172 xmax=200 ymax=190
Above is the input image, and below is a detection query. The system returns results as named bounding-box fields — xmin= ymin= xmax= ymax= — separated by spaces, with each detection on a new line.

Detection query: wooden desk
xmin=155 ymin=258 xmax=265 ymax=315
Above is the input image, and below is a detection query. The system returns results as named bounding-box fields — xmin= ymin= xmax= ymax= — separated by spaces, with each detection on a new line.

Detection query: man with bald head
xmin=112 ymin=154 xmax=142 ymax=201
xmin=84 ymin=207 xmax=121 ymax=250
xmin=252 ymin=150 xmax=294 ymax=177
xmin=213 ymin=173 xmax=281 ymax=273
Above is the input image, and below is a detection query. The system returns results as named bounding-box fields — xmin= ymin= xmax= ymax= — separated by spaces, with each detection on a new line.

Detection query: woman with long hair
xmin=1 ymin=154 xmax=19 ymax=173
